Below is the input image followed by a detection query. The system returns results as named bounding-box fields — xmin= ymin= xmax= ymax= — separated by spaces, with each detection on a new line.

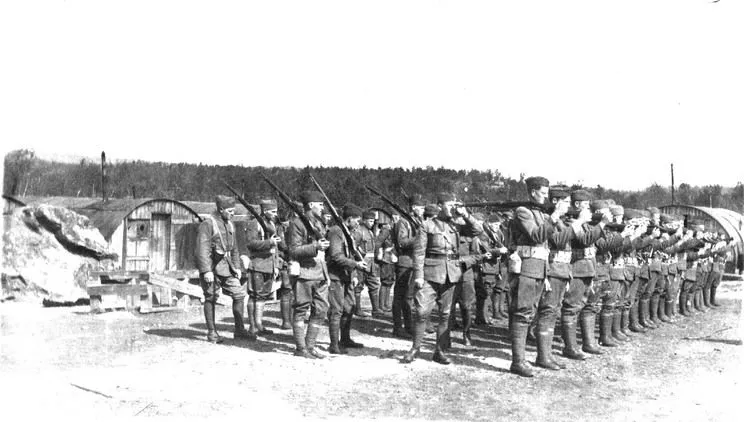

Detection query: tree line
xmin=4 ymin=149 xmax=743 ymax=213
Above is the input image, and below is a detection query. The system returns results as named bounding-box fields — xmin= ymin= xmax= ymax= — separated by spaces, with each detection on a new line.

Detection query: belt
xmin=516 ymin=245 xmax=549 ymax=261
xmin=426 ymin=252 xmax=460 ymax=260
xmin=551 ymin=250 xmax=572 ymax=264
xmin=572 ymin=246 xmax=596 ymax=260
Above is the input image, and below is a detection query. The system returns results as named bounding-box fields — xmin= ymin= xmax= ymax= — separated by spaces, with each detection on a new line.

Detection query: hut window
xmin=128 ymin=219 xmax=150 ymax=240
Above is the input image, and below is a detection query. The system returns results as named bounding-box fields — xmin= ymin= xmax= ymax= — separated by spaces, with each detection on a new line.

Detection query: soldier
xmin=276 ymin=210 xmax=293 ymax=329
xmin=286 ymin=190 xmax=331 ymax=359
xmin=243 ymin=199 xmax=285 ymax=337
xmin=401 ymin=192 xmax=482 ymax=365
xmin=377 ymin=219 xmax=397 ymax=313
xmin=507 ymin=177 xmax=568 ymax=376
xmin=565 ymin=189 xmax=604 ymax=357
xmin=196 ymin=195 xmax=249 ymax=343
xmin=392 ymin=194 xmax=425 ymax=338
xmin=353 ymin=210 xmax=384 ymax=318
xmin=326 ymin=204 xmax=369 ymax=354
xmin=475 ymin=213 xmax=508 ymax=326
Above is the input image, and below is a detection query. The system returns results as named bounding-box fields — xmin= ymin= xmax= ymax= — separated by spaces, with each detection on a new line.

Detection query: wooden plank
xmin=90 ymin=270 xmax=149 ymax=279
xmin=148 ymin=274 xmax=230 ymax=306
xmin=87 ymin=284 xmax=149 ymax=296
xmin=138 ymin=306 xmax=183 ymax=314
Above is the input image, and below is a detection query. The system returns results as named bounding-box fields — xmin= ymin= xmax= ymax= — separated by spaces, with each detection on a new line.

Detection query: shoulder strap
xmin=209 ymin=215 xmax=228 ymax=252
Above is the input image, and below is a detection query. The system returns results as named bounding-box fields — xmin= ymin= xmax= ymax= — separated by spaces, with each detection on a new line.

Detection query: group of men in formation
xmin=194 ymin=176 xmax=735 ymax=377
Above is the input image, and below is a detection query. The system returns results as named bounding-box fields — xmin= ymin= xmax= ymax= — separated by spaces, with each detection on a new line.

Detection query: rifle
xmin=260 ymin=173 xmax=324 ymax=241
xmin=309 ymin=174 xmax=364 ymax=261
xmin=462 ymin=201 xmax=553 ymax=213
xmin=223 ymin=181 xmax=274 ymax=236
xmin=366 ymin=184 xmax=420 ymax=231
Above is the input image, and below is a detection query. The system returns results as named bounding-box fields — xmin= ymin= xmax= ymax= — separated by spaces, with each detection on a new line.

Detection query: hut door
xmin=150 ymin=213 xmax=171 ymax=272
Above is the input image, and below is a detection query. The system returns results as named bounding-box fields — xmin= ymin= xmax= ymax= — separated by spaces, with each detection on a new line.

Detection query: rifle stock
xmin=309 ymin=174 xmax=364 ymax=261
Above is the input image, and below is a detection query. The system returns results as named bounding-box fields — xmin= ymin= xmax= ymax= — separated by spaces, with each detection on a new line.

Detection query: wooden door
xmin=149 ymin=214 xmax=171 ymax=272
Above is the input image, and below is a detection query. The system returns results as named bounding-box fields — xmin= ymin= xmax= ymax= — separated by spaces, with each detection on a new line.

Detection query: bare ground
xmin=2 ymin=280 xmax=743 ymax=421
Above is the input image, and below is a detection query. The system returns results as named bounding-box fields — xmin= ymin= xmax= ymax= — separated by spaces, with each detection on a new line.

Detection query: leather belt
xmin=426 ymin=252 xmax=460 ymax=260
xmin=573 ymin=246 xmax=596 ymax=260
xmin=516 ymin=245 xmax=549 ymax=261
xmin=551 ymin=250 xmax=572 ymax=264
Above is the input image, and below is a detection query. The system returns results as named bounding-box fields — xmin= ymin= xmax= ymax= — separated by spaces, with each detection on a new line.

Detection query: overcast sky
xmin=2 ymin=0 xmax=743 ymax=191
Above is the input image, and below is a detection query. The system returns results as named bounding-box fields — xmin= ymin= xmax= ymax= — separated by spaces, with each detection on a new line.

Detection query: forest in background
xmin=4 ymin=149 xmax=744 ymax=213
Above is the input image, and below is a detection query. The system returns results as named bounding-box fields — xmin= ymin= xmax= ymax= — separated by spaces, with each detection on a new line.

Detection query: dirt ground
xmin=2 ymin=279 xmax=743 ymax=421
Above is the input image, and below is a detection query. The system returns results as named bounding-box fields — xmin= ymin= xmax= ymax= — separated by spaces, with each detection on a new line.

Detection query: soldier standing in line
xmin=353 ymin=210 xmax=384 ymax=318
xmin=196 ymin=195 xmax=250 ymax=343
xmin=401 ymin=192 xmax=482 ymax=365
xmin=286 ymin=190 xmax=331 ymax=359
xmin=377 ymin=219 xmax=397 ymax=313
xmin=243 ymin=199 xmax=285 ymax=337
xmin=326 ymin=204 xmax=369 ymax=354
xmin=475 ymin=213 xmax=508 ymax=326
xmin=392 ymin=194 xmax=425 ymax=338
xmin=276 ymin=210 xmax=293 ymax=329
xmin=507 ymin=177 xmax=568 ymax=377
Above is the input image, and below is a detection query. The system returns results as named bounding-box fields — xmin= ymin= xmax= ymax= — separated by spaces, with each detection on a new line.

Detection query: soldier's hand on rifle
xmin=355 ymin=260 xmax=368 ymax=271
xmin=498 ymin=247 xmax=508 ymax=255
xmin=413 ymin=278 xmax=425 ymax=289
xmin=453 ymin=204 xmax=468 ymax=217
xmin=317 ymin=239 xmax=330 ymax=251
xmin=270 ymin=234 xmax=282 ymax=245
xmin=483 ymin=252 xmax=493 ymax=260
xmin=203 ymin=271 xmax=214 ymax=283
xmin=551 ymin=201 xmax=569 ymax=222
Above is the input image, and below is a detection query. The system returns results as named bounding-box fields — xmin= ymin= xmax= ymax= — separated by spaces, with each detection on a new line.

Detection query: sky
xmin=2 ymin=0 xmax=743 ymax=191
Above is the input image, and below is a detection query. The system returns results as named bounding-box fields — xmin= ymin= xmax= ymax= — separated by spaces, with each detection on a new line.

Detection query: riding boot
xmin=640 ymin=298 xmax=656 ymax=329
xmin=340 ymin=313 xmax=364 ymax=348
xmin=305 ymin=321 xmax=325 ymax=359
xmin=292 ymin=319 xmax=313 ymax=358
xmin=629 ymin=302 xmax=646 ymax=333
xmin=694 ymin=290 xmax=706 ymax=312
xmin=561 ymin=316 xmax=586 ymax=360
xmin=620 ymin=308 xmax=633 ymax=337
xmin=462 ymin=306 xmax=474 ymax=348
xmin=246 ymin=298 xmax=257 ymax=335
xmin=232 ymin=297 xmax=255 ymax=340
xmin=649 ymin=295 xmax=660 ymax=325
xmin=370 ymin=290 xmax=384 ymax=317
xmin=710 ymin=286 xmax=720 ymax=307
xmin=599 ymin=311 xmax=619 ymax=347
xmin=612 ymin=309 xmax=629 ymax=342
xmin=379 ymin=285 xmax=390 ymax=312
xmin=433 ymin=313 xmax=452 ymax=364
xmin=580 ymin=313 xmax=603 ymax=355
xmin=354 ymin=292 xmax=370 ymax=318
xmin=204 ymin=301 xmax=223 ymax=343
xmin=328 ymin=319 xmax=347 ymax=355
xmin=702 ymin=288 xmax=711 ymax=308
xmin=255 ymin=300 xmax=274 ymax=335
xmin=535 ymin=314 xmax=561 ymax=370
xmin=402 ymin=320 xmax=425 ymax=363
xmin=657 ymin=296 xmax=671 ymax=323
xmin=509 ymin=318 xmax=534 ymax=377
xmin=664 ymin=301 xmax=675 ymax=322
xmin=280 ymin=290 xmax=293 ymax=330
xmin=679 ymin=291 xmax=690 ymax=316
xmin=475 ymin=294 xmax=488 ymax=325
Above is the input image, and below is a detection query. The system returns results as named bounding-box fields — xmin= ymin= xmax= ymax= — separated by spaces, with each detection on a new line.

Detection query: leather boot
xmin=305 ymin=321 xmax=325 ymax=359
xmin=535 ymin=317 xmax=561 ymax=370
xmin=527 ymin=317 xmax=537 ymax=343
xmin=370 ymin=289 xmax=384 ymax=317
xmin=254 ymin=300 xmax=274 ymax=335
xmin=561 ymin=317 xmax=586 ymax=360
xmin=491 ymin=291 xmax=504 ymax=321
xmin=204 ymin=301 xmax=223 ymax=343
xmin=232 ymin=297 xmax=256 ymax=341
xmin=657 ymin=296 xmax=671 ymax=323
xmin=710 ymin=286 xmax=720 ymax=307
xmin=580 ymin=313 xmax=603 ymax=355
xmin=612 ymin=309 xmax=629 ymax=342
xmin=679 ymin=291 xmax=690 ymax=316
xmin=664 ymin=301 xmax=675 ymax=322
xmin=280 ymin=291 xmax=293 ymax=330
xmin=640 ymin=298 xmax=656 ymax=329
xmin=433 ymin=313 xmax=452 ymax=364
xmin=694 ymin=290 xmax=706 ymax=312
xmin=702 ymin=288 xmax=711 ymax=308
xmin=620 ymin=309 xmax=633 ymax=338
xmin=649 ymin=295 xmax=660 ymax=325
xmin=340 ymin=313 xmax=364 ymax=349
xmin=292 ymin=319 xmax=313 ymax=358
xmin=328 ymin=319 xmax=347 ymax=355
xmin=402 ymin=321 xmax=425 ymax=363
xmin=354 ymin=292 xmax=370 ymax=318
xmin=475 ymin=294 xmax=489 ymax=325
xmin=379 ymin=285 xmax=391 ymax=312
xmin=599 ymin=311 xmax=619 ymax=347
xmin=461 ymin=306 xmax=475 ymax=349
xmin=509 ymin=319 xmax=534 ymax=377
xmin=246 ymin=298 xmax=257 ymax=335
xmin=629 ymin=302 xmax=646 ymax=333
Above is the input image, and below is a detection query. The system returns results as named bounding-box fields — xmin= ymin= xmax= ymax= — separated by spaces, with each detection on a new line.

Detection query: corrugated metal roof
xmin=659 ymin=204 xmax=744 ymax=246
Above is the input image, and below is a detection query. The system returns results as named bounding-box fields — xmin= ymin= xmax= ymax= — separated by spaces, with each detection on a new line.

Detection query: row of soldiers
xmin=194 ymin=179 xmax=735 ymax=375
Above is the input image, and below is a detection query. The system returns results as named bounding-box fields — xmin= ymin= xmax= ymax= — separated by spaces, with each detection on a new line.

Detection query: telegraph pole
xmin=670 ymin=163 xmax=675 ymax=204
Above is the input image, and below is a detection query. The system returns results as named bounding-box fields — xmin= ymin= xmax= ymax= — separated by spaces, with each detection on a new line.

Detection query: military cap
xmin=299 ymin=190 xmax=324 ymax=204
xmin=215 ymin=195 xmax=236 ymax=210
xmin=424 ymin=204 xmax=440 ymax=218
xmin=487 ymin=213 xmax=504 ymax=223
xmin=342 ymin=203 xmax=363 ymax=219
xmin=362 ymin=209 xmax=377 ymax=220
xmin=259 ymin=199 xmax=278 ymax=211
xmin=472 ymin=212 xmax=485 ymax=221
xmin=549 ymin=185 xmax=570 ymax=200
xmin=409 ymin=193 xmax=426 ymax=207
xmin=610 ymin=205 xmax=624 ymax=216
xmin=623 ymin=208 xmax=645 ymax=220
xmin=525 ymin=176 xmax=550 ymax=190
xmin=436 ymin=192 xmax=456 ymax=203
xmin=571 ymin=189 xmax=591 ymax=202
xmin=590 ymin=200 xmax=610 ymax=212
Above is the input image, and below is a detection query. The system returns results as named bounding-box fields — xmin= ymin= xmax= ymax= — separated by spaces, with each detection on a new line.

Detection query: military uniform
xmin=392 ymin=196 xmax=425 ymax=338
xmin=475 ymin=214 xmax=508 ymax=325
xmin=448 ymin=224 xmax=485 ymax=348
xmin=352 ymin=211 xmax=383 ymax=317
xmin=402 ymin=192 xmax=482 ymax=365
xmin=377 ymin=224 xmax=396 ymax=312
xmin=286 ymin=191 xmax=330 ymax=358
xmin=196 ymin=196 xmax=248 ymax=343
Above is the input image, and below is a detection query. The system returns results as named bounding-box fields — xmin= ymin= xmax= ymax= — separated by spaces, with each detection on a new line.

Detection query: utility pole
xmin=101 ymin=151 xmax=107 ymax=202
xmin=670 ymin=163 xmax=675 ymax=205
